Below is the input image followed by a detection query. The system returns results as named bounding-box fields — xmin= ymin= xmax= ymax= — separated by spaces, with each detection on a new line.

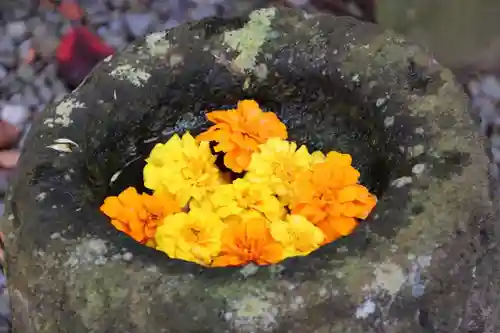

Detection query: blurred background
xmin=0 ymin=0 xmax=499 ymax=329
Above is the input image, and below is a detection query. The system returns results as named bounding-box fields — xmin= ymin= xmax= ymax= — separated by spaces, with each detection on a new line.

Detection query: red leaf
xmin=56 ymin=27 xmax=115 ymax=88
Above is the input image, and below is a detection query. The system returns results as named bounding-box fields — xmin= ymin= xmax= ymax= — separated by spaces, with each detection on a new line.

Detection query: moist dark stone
xmin=2 ymin=6 xmax=496 ymax=333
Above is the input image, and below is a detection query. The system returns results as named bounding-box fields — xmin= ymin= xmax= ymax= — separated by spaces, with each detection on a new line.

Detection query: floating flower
xmin=211 ymin=215 xmax=285 ymax=267
xmin=100 ymin=187 xmax=181 ymax=247
xmin=269 ymin=214 xmax=325 ymax=258
xmin=197 ymin=100 xmax=288 ymax=172
xmin=245 ymin=138 xmax=325 ymax=205
xmin=291 ymin=152 xmax=377 ymax=243
xmin=155 ymin=208 xmax=226 ymax=266
xmin=195 ymin=178 xmax=285 ymax=222
xmin=143 ymin=132 xmax=225 ymax=206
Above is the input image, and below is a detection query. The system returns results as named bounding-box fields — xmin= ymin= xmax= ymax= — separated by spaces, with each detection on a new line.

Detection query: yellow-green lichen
xmin=43 ymin=98 xmax=86 ymax=127
xmin=408 ymin=82 xmax=473 ymax=153
xmin=145 ymin=31 xmax=171 ymax=57
xmin=169 ymin=53 xmax=184 ymax=67
xmin=340 ymin=32 xmax=418 ymax=80
xmin=226 ymin=293 xmax=280 ymax=332
xmin=223 ymin=8 xmax=277 ymax=72
xmin=110 ymin=64 xmax=151 ymax=87
xmin=370 ymin=262 xmax=406 ymax=296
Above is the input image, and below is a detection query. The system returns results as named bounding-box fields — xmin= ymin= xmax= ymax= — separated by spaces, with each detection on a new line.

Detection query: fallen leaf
xmin=110 ymin=170 xmax=122 ymax=184
xmin=0 ymin=150 xmax=20 ymax=169
xmin=53 ymin=138 xmax=79 ymax=147
xmin=46 ymin=144 xmax=73 ymax=153
xmin=0 ymin=121 xmax=20 ymax=148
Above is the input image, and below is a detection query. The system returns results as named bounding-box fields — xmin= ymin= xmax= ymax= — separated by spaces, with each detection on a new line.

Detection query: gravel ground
xmin=0 ymin=0 xmax=497 ymax=331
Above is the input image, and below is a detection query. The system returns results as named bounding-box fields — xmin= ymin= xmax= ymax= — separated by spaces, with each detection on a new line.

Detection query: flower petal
xmin=331 ymin=216 xmax=358 ymax=236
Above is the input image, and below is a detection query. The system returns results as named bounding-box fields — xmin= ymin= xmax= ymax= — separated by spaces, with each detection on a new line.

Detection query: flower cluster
xmin=100 ymin=100 xmax=377 ymax=267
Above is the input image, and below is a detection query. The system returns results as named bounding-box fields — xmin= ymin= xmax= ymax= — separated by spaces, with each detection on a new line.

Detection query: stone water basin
xmin=2 ymin=6 xmax=492 ymax=333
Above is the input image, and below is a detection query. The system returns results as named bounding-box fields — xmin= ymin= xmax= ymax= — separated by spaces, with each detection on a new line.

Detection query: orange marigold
xmin=211 ymin=215 xmax=285 ymax=267
xmin=196 ymin=99 xmax=288 ymax=172
xmin=100 ymin=187 xmax=181 ymax=247
xmin=291 ymin=152 xmax=377 ymax=244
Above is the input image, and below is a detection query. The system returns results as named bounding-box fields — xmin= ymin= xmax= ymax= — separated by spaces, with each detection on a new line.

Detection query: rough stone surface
xmin=2 ymin=6 xmax=496 ymax=333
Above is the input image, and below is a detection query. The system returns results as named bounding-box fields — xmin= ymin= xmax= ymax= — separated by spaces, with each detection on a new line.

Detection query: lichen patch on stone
xmin=110 ymin=64 xmax=151 ymax=87
xmin=122 ymin=252 xmax=133 ymax=261
xmin=169 ymin=53 xmax=183 ymax=67
xmin=410 ymin=144 xmax=425 ymax=157
xmin=412 ymin=163 xmax=426 ymax=174
xmin=289 ymin=296 xmax=305 ymax=311
xmin=56 ymin=98 xmax=85 ymax=126
xmin=376 ymin=96 xmax=389 ymax=107
xmin=65 ymin=238 xmax=109 ymax=269
xmin=145 ymin=31 xmax=171 ymax=56
xmin=370 ymin=262 xmax=406 ymax=297
xmin=239 ymin=263 xmax=259 ymax=277
xmin=50 ymin=232 xmax=61 ymax=240
xmin=384 ymin=116 xmax=395 ymax=127
xmin=223 ymin=7 xmax=276 ymax=72
xmin=391 ymin=176 xmax=413 ymax=188
xmin=36 ymin=192 xmax=47 ymax=202
xmin=226 ymin=294 xmax=278 ymax=333
xmin=44 ymin=98 xmax=86 ymax=127
xmin=415 ymin=127 xmax=425 ymax=134
xmin=408 ymin=94 xmax=441 ymax=117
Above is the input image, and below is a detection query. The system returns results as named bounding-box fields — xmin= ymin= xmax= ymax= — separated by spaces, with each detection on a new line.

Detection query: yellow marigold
xmin=245 ymin=138 xmax=325 ymax=205
xmin=155 ymin=208 xmax=226 ymax=266
xmin=194 ymin=178 xmax=285 ymax=222
xmin=211 ymin=215 xmax=285 ymax=267
xmin=291 ymin=151 xmax=377 ymax=243
xmin=100 ymin=187 xmax=181 ymax=247
xmin=269 ymin=214 xmax=325 ymax=258
xmin=196 ymin=100 xmax=288 ymax=173
xmin=143 ymin=132 xmax=224 ymax=207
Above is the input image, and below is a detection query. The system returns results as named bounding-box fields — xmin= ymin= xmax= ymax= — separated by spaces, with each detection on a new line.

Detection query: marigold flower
xmin=196 ymin=100 xmax=288 ymax=172
xmin=269 ymin=214 xmax=325 ymax=258
xmin=143 ymin=132 xmax=225 ymax=207
xmin=155 ymin=208 xmax=226 ymax=266
xmin=211 ymin=215 xmax=285 ymax=267
xmin=245 ymin=138 xmax=325 ymax=205
xmin=195 ymin=178 xmax=285 ymax=222
xmin=100 ymin=187 xmax=181 ymax=247
xmin=291 ymin=151 xmax=377 ymax=243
